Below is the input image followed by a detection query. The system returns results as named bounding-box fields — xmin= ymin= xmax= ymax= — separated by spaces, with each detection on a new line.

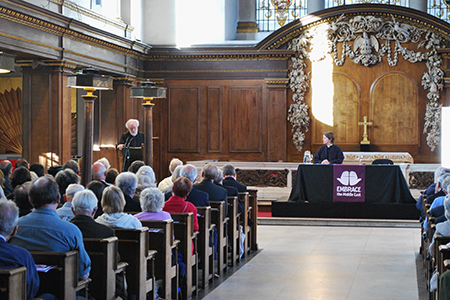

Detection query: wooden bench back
xmin=210 ymin=200 xmax=229 ymax=276
xmin=0 ymin=266 xmax=27 ymax=300
xmin=197 ymin=206 xmax=215 ymax=288
xmin=227 ymin=196 xmax=240 ymax=266
xmin=248 ymin=189 xmax=258 ymax=251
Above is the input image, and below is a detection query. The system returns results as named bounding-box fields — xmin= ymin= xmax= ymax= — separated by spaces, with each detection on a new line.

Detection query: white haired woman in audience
xmin=135 ymin=166 xmax=157 ymax=197
xmin=160 ymin=165 xmax=183 ymax=194
xmin=95 ymin=185 xmax=142 ymax=229
xmin=134 ymin=188 xmax=171 ymax=221
xmin=429 ymin=194 xmax=450 ymax=258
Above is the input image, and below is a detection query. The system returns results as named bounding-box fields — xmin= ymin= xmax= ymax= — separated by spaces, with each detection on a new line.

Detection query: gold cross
xmin=358 ymin=116 xmax=372 ymax=144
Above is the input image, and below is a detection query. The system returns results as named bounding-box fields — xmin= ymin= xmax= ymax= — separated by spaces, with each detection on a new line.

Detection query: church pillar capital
xmin=236 ymin=0 xmax=259 ymax=40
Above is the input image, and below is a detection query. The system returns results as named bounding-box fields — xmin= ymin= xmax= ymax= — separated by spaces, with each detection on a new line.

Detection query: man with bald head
xmin=92 ymin=161 xmax=110 ymax=187
xmin=10 ymin=175 xmax=91 ymax=280
xmin=117 ymin=119 xmax=145 ymax=172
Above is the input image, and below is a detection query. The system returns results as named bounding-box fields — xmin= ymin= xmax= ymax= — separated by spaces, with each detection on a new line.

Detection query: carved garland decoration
xmin=287 ymin=15 xmax=445 ymax=152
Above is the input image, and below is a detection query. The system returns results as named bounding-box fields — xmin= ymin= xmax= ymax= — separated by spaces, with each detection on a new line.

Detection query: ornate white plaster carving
xmin=287 ymin=14 xmax=444 ymax=152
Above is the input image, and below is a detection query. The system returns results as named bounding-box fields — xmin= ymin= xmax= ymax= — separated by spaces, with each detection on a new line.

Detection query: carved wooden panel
xmin=312 ymin=71 xmax=361 ymax=146
xmin=370 ymin=72 xmax=419 ymax=145
xmin=207 ymin=87 xmax=222 ymax=153
xmin=409 ymin=172 xmax=434 ymax=190
xmin=168 ymin=87 xmax=200 ymax=153
xmin=236 ymin=168 xmax=289 ymax=187
xmin=229 ymin=87 xmax=262 ymax=153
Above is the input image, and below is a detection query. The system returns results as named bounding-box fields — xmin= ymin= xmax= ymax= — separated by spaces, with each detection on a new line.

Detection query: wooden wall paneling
xmin=311 ymin=71 xmax=361 ymax=150
xmin=228 ymin=87 xmax=263 ymax=153
xmin=22 ymin=66 xmax=73 ymax=169
xmin=168 ymin=86 xmax=201 ymax=153
xmin=151 ymin=97 xmax=164 ymax=180
xmin=267 ymin=83 xmax=287 ymax=162
xmin=206 ymin=86 xmax=223 ymax=153
xmin=370 ymin=71 xmax=419 ymax=152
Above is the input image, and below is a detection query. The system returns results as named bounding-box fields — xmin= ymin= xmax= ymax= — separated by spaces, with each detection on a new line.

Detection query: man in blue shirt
xmin=0 ymin=199 xmax=40 ymax=300
xmin=10 ymin=175 xmax=91 ymax=280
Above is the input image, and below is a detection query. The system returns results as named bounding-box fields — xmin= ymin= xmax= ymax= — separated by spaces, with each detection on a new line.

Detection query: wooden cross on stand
xmin=358 ymin=116 xmax=372 ymax=145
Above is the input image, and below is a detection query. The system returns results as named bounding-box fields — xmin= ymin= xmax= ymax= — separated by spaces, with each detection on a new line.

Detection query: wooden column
xmin=143 ymin=100 xmax=155 ymax=167
xmin=81 ymin=90 xmax=97 ymax=187
xmin=20 ymin=61 xmax=75 ymax=169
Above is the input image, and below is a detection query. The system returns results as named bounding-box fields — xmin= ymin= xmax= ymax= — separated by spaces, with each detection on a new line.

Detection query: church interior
xmin=1 ymin=0 xmax=450 ymax=299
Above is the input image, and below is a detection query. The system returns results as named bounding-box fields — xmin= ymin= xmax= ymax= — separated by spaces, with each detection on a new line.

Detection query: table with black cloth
xmin=272 ymin=164 xmax=420 ymax=219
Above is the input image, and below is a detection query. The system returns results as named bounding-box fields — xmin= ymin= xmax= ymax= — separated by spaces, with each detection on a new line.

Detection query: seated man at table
xmin=9 ymin=175 xmax=91 ymax=280
xmin=313 ymin=131 xmax=344 ymax=164
xmin=0 ymin=199 xmax=40 ymax=300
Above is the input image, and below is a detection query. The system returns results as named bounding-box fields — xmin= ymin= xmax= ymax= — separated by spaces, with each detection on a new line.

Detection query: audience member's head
xmin=222 ymin=164 xmax=236 ymax=177
xmin=437 ymin=173 xmax=450 ymax=193
xmin=202 ymin=163 xmax=218 ymax=181
xmin=72 ymin=190 xmax=98 ymax=217
xmin=29 ymin=163 xmax=45 ymax=177
xmin=169 ymin=158 xmax=183 ymax=174
xmin=0 ymin=199 xmax=19 ymax=239
xmin=172 ymin=177 xmax=192 ymax=198
xmin=102 ymin=186 xmax=126 ymax=214
xmin=171 ymin=165 xmax=183 ymax=182
xmin=11 ymin=166 xmax=31 ymax=189
xmin=0 ymin=169 xmax=4 ymax=188
xmin=15 ymin=158 xmax=29 ymax=169
xmin=445 ymin=195 xmax=450 ymax=220
xmin=215 ymin=169 xmax=224 ymax=184
xmin=55 ymin=168 xmax=80 ymax=196
xmin=105 ymin=168 xmax=119 ymax=184
xmin=96 ymin=157 xmax=110 ymax=171
xmin=29 ymin=171 xmax=38 ymax=181
xmin=137 ymin=166 xmax=157 ymax=188
xmin=115 ymin=172 xmax=138 ymax=197
xmin=29 ymin=175 xmax=60 ymax=209
xmin=0 ymin=160 xmax=12 ymax=178
xmin=180 ymin=164 xmax=198 ymax=183
xmin=63 ymin=159 xmax=80 ymax=175
xmin=140 ymin=188 xmax=165 ymax=213
xmin=92 ymin=161 xmax=107 ymax=181
xmin=128 ymin=160 xmax=145 ymax=174
xmin=47 ymin=165 xmax=63 ymax=178
xmin=64 ymin=184 xmax=85 ymax=203
xmin=86 ymin=180 xmax=106 ymax=204
xmin=14 ymin=182 xmax=33 ymax=214
xmin=0 ymin=186 xmax=4 ymax=199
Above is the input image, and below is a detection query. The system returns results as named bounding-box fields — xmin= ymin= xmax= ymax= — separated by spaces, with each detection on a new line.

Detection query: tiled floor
xmin=203 ymin=225 xmax=422 ymax=300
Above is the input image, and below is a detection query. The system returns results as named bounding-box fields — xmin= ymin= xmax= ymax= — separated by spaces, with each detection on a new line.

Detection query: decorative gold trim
xmin=144 ymin=69 xmax=287 ymax=74
xmin=0 ymin=31 xmax=62 ymax=51
xmin=147 ymin=53 xmax=293 ymax=62
xmin=265 ymin=78 xmax=289 ymax=85
xmin=236 ymin=22 xmax=259 ymax=33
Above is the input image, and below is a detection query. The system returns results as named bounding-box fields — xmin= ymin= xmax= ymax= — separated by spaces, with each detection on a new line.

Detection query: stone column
xmin=20 ymin=60 xmax=75 ymax=169
xmin=409 ymin=0 xmax=427 ymax=13
xmin=236 ymin=0 xmax=259 ymax=40
xmin=307 ymin=0 xmax=324 ymax=14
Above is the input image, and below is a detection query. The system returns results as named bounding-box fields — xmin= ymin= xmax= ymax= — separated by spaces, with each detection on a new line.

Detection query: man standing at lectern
xmin=117 ymin=119 xmax=145 ymax=172
xmin=313 ymin=132 xmax=344 ymax=164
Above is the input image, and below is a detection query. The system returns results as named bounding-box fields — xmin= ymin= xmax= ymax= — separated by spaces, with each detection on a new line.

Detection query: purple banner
xmin=333 ymin=165 xmax=365 ymax=202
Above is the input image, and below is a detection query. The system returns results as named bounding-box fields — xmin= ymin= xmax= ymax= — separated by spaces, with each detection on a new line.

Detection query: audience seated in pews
xmin=194 ymin=163 xmax=228 ymax=215
xmin=10 ymin=175 xmax=91 ymax=280
xmin=116 ymin=172 xmax=141 ymax=212
xmin=63 ymin=159 xmax=80 ymax=176
xmin=96 ymin=157 xmax=111 ymax=171
xmin=162 ymin=165 xmax=183 ymax=196
xmin=429 ymin=195 xmax=450 ymax=258
xmin=15 ymin=158 xmax=29 ymax=170
xmin=423 ymin=175 xmax=450 ymax=235
xmin=216 ymin=168 xmax=242 ymax=213
xmin=105 ymin=168 xmax=119 ymax=185
xmin=427 ymin=172 xmax=450 ymax=206
xmin=165 ymin=164 xmax=210 ymax=206
xmin=158 ymin=158 xmax=183 ymax=193
xmin=0 ymin=199 xmax=40 ymax=300
xmin=47 ymin=165 xmax=62 ymax=178
xmin=54 ymin=168 xmax=80 ymax=203
xmin=135 ymin=165 xmax=157 ymax=198
xmin=135 ymin=187 xmax=171 ymax=221
xmin=164 ymin=177 xmax=199 ymax=232
xmin=222 ymin=164 xmax=247 ymax=192
xmin=14 ymin=182 xmax=33 ymax=217
xmin=96 ymin=185 xmax=142 ymax=229
xmin=56 ymin=184 xmax=84 ymax=221
xmin=0 ymin=160 xmax=13 ymax=196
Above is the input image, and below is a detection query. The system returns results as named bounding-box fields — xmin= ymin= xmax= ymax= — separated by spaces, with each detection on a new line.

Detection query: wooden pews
xmin=114 ymin=227 xmax=157 ymax=300
xmin=140 ymin=219 xmax=180 ymax=300
xmin=239 ymin=192 xmax=251 ymax=257
xmin=197 ymin=206 xmax=215 ymax=289
xmin=171 ymin=212 xmax=199 ymax=300
xmin=30 ymin=250 xmax=91 ymax=300
xmin=227 ymin=196 xmax=241 ymax=267
xmin=248 ymin=189 xmax=259 ymax=251
xmin=210 ymin=200 xmax=229 ymax=276
xmin=0 ymin=266 xmax=27 ymax=300
xmin=83 ymin=237 xmax=128 ymax=300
